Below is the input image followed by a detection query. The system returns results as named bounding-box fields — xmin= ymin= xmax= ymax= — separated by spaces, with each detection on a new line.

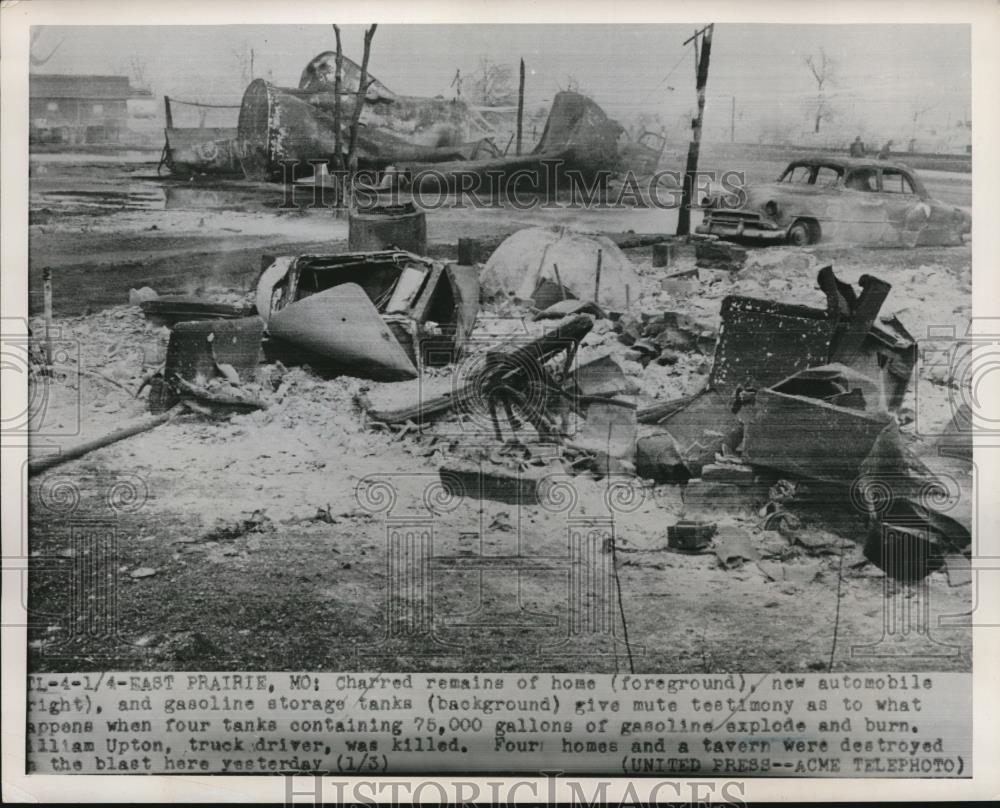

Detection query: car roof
xmin=785 ymin=156 xmax=913 ymax=172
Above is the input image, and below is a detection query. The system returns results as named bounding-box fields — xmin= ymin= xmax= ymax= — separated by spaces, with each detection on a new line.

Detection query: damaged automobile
xmin=698 ymin=156 xmax=971 ymax=247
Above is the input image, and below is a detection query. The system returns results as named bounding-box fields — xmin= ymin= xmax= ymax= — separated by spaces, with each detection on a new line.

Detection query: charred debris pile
xmin=31 ymin=227 xmax=971 ymax=584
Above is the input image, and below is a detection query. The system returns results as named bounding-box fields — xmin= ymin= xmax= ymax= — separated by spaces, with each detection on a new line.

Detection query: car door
xmin=839 ymin=167 xmax=887 ymax=243
xmin=878 ymin=167 xmax=926 ymax=245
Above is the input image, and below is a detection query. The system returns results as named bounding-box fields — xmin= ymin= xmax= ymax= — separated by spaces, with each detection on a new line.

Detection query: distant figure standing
xmin=877 ymin=140 xmax=894 ymax=160
xmin=849 ymin=135 xmax=866 ymax=157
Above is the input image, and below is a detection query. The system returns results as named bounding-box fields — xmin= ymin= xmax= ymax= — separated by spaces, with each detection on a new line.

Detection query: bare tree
xmin=113 ymin=54 xmax=150 ymax=91
xmin=804 ymin=48 xmax=837 ymax=133
xmin=471 ymin=58 xmax=513 ymax=106
xmin=346 ymin=24 xmax=378 ymax=177
xmin=331 ymin=25 xmax=344 ymax=176
xmin=30 ymin=28 xmax=64 ymax=68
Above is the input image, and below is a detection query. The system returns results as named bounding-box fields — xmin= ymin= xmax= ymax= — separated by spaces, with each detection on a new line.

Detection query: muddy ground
xmin=25 ymin=149 xmax=973 ymax=673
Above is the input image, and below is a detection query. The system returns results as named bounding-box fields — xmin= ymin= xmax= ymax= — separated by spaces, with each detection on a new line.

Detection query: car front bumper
xmin=696 ymin=214 xmax=787 ymax=241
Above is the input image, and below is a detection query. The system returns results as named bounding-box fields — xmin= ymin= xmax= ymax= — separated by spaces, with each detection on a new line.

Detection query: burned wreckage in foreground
xmin=30 ymin=226 xmax=971 ymax=589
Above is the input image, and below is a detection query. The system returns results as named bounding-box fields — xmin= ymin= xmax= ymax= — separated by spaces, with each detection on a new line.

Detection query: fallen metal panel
xmin=164 ymin=316 xmax=265 ymax=387
xmin=268 ymin=283 xmax=418 ymax=381
xmin=741 ymin=366 xmax=891 ymax=482
xmin=709 ymin=295 xmax=836 ymax=394
xmin=710 ymin=268 xmax=916 ymax=412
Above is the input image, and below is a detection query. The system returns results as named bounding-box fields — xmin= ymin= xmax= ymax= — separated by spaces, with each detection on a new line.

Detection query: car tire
xmin=787 ymin=221 xmax=813 ymax=246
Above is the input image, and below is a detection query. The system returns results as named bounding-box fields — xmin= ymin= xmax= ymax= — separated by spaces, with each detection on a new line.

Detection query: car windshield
xmin=779 ymin=163 xmax=844 ymax=185
xmin=781 ymin=164 xmax=813 ymax=183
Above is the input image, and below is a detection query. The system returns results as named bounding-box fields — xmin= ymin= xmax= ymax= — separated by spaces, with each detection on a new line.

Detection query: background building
xmin=29 ymin=73 xmax=152 ymax=146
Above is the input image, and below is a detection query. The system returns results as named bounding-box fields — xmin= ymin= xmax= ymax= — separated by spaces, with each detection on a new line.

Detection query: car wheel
xmin=787 ymin=221 xmax=812 ymax=246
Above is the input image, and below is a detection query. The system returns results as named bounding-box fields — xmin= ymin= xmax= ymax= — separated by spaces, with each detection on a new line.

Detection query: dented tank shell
xmin=237 ymin=79 xmax=499 ymax=180
xmin=256 ymin=250 xmax=480 ymax=381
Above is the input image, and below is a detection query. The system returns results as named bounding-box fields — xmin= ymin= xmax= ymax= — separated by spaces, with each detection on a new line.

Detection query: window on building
xmin=92 ymin=103 xmax=104 ymax=114
xmin=46 ymin=101 xmax=59 ymax=112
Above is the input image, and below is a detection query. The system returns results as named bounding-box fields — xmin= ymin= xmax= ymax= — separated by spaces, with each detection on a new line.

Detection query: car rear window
xmin=845 ymin=169 xmax=877 ymax=192
xmin=815 ymin=166 xmax=842 ymax=186
xmin=881 ymin=169 xmax=916 ymax=194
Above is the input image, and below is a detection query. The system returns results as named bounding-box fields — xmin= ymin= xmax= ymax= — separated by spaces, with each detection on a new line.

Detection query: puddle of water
xmin=33 ymin=185 xmax=166 ymax=212
xmin=31 ymin=176 xmax=706 ymax=236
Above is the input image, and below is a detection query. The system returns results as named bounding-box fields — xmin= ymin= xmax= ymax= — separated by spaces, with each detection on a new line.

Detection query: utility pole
xmin=516 ymin=58 xmax=525 ymax=155
xmin=676 ymin=23 xmax=713 ymax=237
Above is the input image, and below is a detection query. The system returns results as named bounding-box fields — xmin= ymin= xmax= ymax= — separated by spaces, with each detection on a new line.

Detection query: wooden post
xmin=42 ymin=267 xmax=53 ymax=367
xmin=676 ymin=24 xmax=714 ymax=237
xmin=163 ymin=96 xmax=173 ymax=130
xmin=516 ymin=58 xmax=525 ymax=155
xmin=27 ymin=404 xmax=184 ymax=476
xmin=594 ymin=249 xmax=603 ymax=303
xmin=652 ymin=242 xmax=673 ymax=268
xmin=552 ymin=263 xmax=567 ymax=300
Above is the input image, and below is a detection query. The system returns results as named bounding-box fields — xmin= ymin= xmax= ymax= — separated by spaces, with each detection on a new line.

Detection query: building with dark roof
xmin=30 ymin=74 xmax=151 ymax=145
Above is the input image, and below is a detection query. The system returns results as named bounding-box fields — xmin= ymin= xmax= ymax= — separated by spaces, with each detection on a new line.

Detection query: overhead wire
xmin=639 ymin=44 xmax=694 ymax=105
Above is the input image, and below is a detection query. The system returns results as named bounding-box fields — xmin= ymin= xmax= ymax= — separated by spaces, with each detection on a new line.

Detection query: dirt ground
xmin=25 ymin=151 xmax=973 ymax=674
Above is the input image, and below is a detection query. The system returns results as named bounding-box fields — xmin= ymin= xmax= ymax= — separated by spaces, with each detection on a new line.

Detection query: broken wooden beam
xmin=28 ymin=404 xmax=184 ymax=477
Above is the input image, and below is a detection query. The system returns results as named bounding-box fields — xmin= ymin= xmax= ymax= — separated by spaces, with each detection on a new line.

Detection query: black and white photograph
xmin=3 ymin=0 xmax=998 ymax=797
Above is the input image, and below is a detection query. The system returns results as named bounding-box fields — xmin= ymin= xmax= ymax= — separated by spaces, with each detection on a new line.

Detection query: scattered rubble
xmin=29 ymin=222 xmax=971 ymax=589
xmin=694 ymin=236 xmax=748 ymax=270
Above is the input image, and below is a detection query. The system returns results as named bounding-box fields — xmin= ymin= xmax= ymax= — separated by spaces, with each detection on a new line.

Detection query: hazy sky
xmin=32 ymin=23 xmax=970 ymax=141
